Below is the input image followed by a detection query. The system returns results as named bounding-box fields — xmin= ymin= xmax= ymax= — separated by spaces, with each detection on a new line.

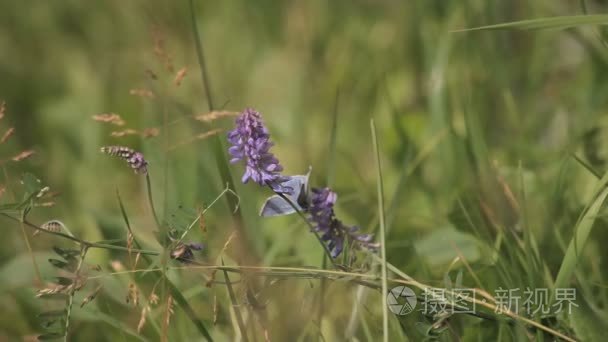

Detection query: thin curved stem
xmin=1 ymin=213 xmax=160 ymax=256
xmin=268 ymin=184 xmax=337 ymax=266
xmin=177 ymin=184 xmax=239 ymax=245
xmin=64 ymin=246 xmax=88 ymax=342
xmin=145 ymin=173 xmax=162 ymax=229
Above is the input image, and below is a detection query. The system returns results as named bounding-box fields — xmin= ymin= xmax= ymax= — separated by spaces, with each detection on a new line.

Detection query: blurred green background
xmin=1 ymin=1 xmax=608 ymax=341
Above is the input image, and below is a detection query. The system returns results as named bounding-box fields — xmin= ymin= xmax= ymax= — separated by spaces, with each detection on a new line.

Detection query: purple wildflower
xmin=309 ymin=187 xmax=379 ymax=258
xmin=170 ymin=242 xmax=204 ymax=263
xmin=100 ymin=146 xmax=148 ymax=174
xmin=227 ymin=108 xmax=291 ymax=193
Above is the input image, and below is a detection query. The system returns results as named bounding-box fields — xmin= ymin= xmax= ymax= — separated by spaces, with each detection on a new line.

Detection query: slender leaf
xmin=48 ymin=259 xmax=70 ymax=271
xmin=52 ymin=247 xmax=79 ymax=262
xmin=36 ymin=293 xmax=70 ymax=301
xmin=553 ymin=171 xmax=608 ymax=294
xmin=38 ymin=332 xmax=65 ymax=341
xmin=221 ymin=260 xmax=249 ymax=342
xmin=453 ymin=14 xmax=608 ymax=32
xmin=371 ymin=119 xmax=389 ymax=342
xmin=570 ymin=296 xmax=605 ymax=342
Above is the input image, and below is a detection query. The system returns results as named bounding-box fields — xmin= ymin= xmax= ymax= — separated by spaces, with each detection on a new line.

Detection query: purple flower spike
xmin=309 ymin=187 xmax=378 ymax=258
xmin=101 ymin=146 xmax=148 ymax=174
xmin=227 ymin=108 xmax=291 ymax=193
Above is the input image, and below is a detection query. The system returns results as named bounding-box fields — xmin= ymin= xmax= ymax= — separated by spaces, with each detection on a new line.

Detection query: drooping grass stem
xmin=268 ymin=184 xmax=337 ymax=266
xmin=222 ymin=259 xmax=249 ymax=342
xmin=371 ymin=119 xmax=389 ymax=342
xmin=1 ymin=212 xmax=160 ymax=256
xmin=145 ymin=173 xmax=162 ymax=229
xmin=64 ymin=245 xmax=88 ymax=342
xmin=188 ymin=0 xmax=257 ymax=263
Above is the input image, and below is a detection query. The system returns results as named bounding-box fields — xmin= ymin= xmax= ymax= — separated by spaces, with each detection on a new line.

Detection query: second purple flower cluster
xmin=227 ymin=108 xmax=378 ymax=258
xmin=310 ymin=187 xmax=378 ymax=258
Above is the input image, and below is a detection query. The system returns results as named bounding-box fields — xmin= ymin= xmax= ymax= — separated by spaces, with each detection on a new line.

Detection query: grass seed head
xmin=100 ymin=146 xmax=148 ymax=174
xmin=12 ymin=150 xmax=35 ymax=162
xmin=174 ymin=67 xmax=187 ymax=86
xmin=0 ymin=127 xmax=15 ymax=144
xmin=92 ymin=113 xmax=125 ymax=126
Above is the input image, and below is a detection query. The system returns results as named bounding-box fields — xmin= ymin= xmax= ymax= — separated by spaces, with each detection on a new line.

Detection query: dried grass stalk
xmin=12 ymin=150 xmax=35 ymax=162
xmin=142 ymin=127 xmax=159 ymax=138
xmin=0 ymin=127 xmax=15 ymax=144
xmin=126 ymin=283 xmax=140 ymax=306
xmin=195 ymin=111 xmax=239 ymax=123
xmin=152 ymin=26 xmax=174 ymax=72
xmin=92 ymin=113 xmax=125 ymax=126
xmin=129 ymin=88 xmax=155 ymax=99
xmin=80 ymin=284 xmax=103 ymax=308
xmin=174 ymin=67 xmax=187 ymax=86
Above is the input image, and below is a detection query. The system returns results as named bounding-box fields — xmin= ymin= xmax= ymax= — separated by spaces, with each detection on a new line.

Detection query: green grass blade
xmin=317 ymin=88 xmax=340 ymax=331
xmin=572 ymin=153 xmax=602 ymax=179
xmin=221 ymin=260 xmax=249 ymax=342
xmin=187 ymin=0 xmax=257 ymax=262
xmin=116 ymin=191 xmax=213 ymax=341
xmin=188 ymin=0 xmax=214 ymax=110
xmin=167 ymin=281 xmax=214 ymax=341
xmin=452 ymin=14 xmax=608 ymax=32
xmin=371 ymin=119 xmax=388 ymax=342
xmin=116 ymin=190 xmax=134 ymax=237
xmin=145 ymin=173 xmax=162 ymax=230
xmin=553 ymin=171 xmax=608 ymax=294
xmin=76 ymin=307 xmax=149 ymax=342
xmin=326 ymin=88 xmax=340 ymax=187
